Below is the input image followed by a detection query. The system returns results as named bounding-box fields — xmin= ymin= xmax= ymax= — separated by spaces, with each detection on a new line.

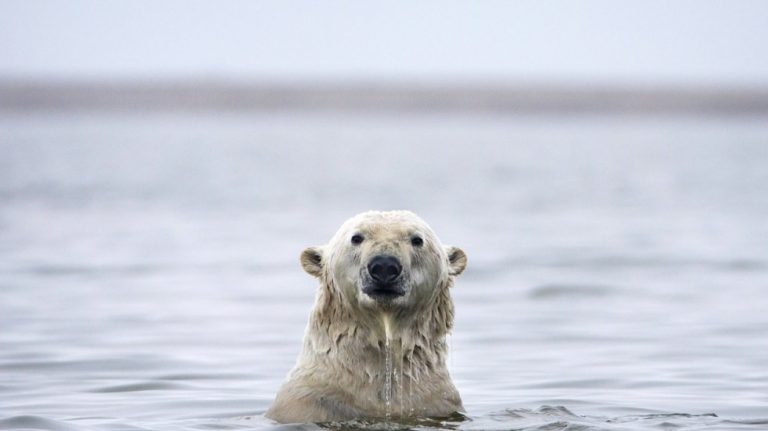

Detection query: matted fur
xmin=266 ymin=211 xmax=467 ymax=423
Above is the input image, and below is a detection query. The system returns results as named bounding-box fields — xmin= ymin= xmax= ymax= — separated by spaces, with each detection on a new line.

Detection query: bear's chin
xmin=359 ymin=283 xmax=408 ymax=307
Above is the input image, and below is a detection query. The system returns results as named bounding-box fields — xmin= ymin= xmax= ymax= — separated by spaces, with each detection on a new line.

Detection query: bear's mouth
xmin=362 ymin=282 xmax=406 ymax=300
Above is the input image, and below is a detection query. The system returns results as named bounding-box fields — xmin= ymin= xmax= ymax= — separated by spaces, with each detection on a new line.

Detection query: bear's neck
xmin=302 ymin=277 xmax=456 ymax=378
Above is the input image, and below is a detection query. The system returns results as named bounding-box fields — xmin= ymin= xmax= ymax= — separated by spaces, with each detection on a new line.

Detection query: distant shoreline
xmin=2 ymin=81 xmax=768 ymax=115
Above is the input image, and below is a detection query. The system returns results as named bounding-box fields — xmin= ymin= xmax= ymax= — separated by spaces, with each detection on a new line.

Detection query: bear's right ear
xmin=300 ymin=246 xmax=324 ymax=278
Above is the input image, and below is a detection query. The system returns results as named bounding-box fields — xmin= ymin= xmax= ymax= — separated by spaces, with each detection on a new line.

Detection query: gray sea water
xmin=1 ymin=111 xmax=768 ymax=430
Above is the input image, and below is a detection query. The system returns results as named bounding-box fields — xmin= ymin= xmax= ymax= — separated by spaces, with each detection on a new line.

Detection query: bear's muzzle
xmin=363 ymin=255 xmax=406 ymax=299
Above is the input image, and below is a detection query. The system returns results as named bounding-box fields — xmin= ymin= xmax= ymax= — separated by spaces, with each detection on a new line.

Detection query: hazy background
xmin=1 ymin=2 xmax=768 ymax=431
xmin=2 ymin=0 xmax=768 ymax=85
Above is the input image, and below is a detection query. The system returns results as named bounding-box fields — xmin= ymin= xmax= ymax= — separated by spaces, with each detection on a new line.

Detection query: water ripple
xmin=482 ymin=407 xmax=752 ymax=431
xmin=529 ymin=284 xmax=614 ymax=299
xmin=0 ymin=415 xmax=81 ymax=431
xmin=89 ymin=381 xmax=192 ymax=393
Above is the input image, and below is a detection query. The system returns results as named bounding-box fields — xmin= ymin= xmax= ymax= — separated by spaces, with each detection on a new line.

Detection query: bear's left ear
xmin=445 ymin=246 xmax=467 ymax=276
xmin=300 ymin=246 xmax=325 ymax=278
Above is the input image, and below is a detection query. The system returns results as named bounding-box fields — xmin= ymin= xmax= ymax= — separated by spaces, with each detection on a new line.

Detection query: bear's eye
xmin=351 ymin=234 xmax=364 ymax=245
xmin=411 ymin=236 xmax=424 ymax=247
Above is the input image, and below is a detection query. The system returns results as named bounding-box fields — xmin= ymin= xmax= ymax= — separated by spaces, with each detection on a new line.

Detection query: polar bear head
xmin=300 ymin=211 xmax=466 ymax=313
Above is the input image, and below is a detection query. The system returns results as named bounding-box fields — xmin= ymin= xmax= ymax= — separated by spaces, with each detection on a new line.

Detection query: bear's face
xmin=300 ymin=211 xmax=466 ymax=312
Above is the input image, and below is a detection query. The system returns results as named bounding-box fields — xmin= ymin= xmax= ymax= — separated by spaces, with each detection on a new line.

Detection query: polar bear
xmin=265 ymin=210 xmax=468 ymax=423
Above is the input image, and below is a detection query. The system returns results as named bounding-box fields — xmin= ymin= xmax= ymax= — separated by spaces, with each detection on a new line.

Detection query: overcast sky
xmin=1 ymin=0 xmax=767 ymax=85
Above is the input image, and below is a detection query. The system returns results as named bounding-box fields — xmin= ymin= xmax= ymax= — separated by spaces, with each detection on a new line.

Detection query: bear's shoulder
xmin=265 ymin=380 xmax=363 ymax=423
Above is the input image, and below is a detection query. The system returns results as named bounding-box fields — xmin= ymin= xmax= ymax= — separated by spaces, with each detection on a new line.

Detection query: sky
xmin=1 ymin=0 xmax=768 ymax=85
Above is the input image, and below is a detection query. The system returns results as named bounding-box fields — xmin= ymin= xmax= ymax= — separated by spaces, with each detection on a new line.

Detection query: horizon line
xmin=2 ymin=80 xmax=768 ymax=115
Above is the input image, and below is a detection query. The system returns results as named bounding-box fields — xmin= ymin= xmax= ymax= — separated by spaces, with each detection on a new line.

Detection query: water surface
xmin=1 ymin=112 xmax=767 ymax=430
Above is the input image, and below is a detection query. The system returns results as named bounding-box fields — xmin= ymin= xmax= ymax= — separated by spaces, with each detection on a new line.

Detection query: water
xmin=1 ymin=111 xmax=768 ymax=430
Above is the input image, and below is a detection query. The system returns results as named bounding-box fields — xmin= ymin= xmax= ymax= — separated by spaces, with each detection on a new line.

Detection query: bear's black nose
xmin=367 ymin=255 xmax=402 ymax=284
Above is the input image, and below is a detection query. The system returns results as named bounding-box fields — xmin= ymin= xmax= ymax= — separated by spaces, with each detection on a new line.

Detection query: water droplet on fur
xmin=408 ymin=355 xmax=414 ymax=416
xmin=382 ymin=313 xmax=392 ymax=341
xmin=382 ymin=314 xmax=393 ymax=419
xmin=398 ymin=341 xmax=404 ymax=417
xmin=384 ymin=336 xmax=392 ymax=418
